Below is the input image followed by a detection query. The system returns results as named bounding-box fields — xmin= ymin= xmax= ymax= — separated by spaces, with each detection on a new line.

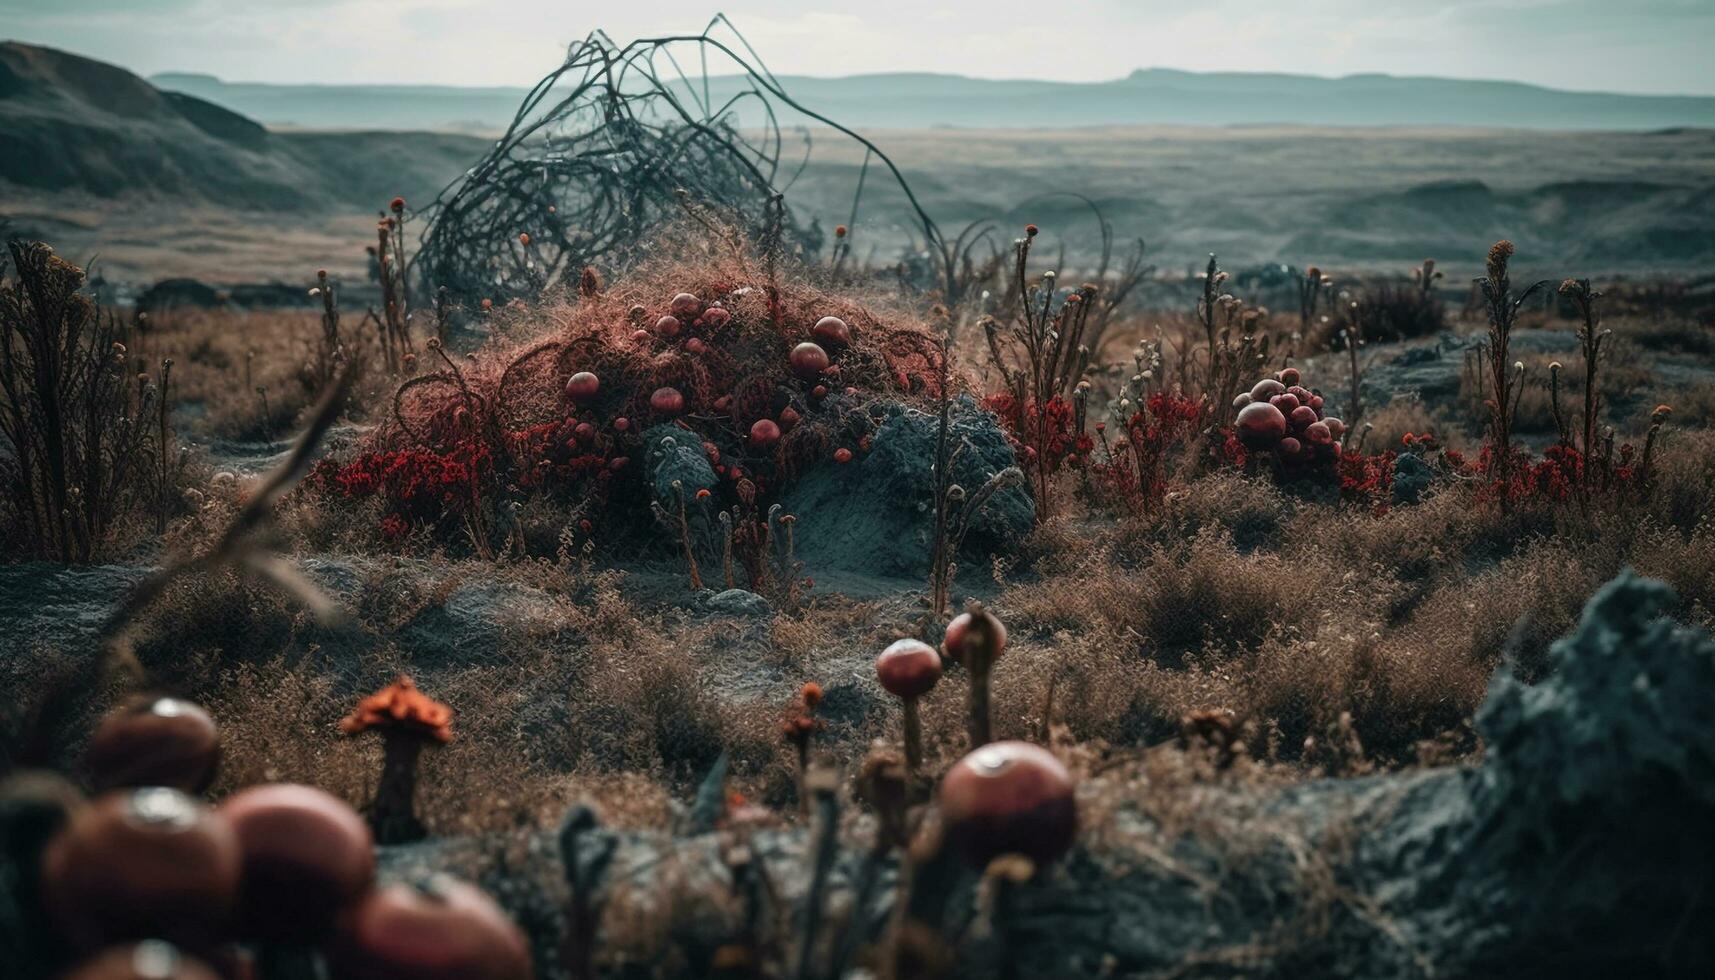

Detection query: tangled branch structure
xmin=418 ymin=16 xmax=941 ymax=305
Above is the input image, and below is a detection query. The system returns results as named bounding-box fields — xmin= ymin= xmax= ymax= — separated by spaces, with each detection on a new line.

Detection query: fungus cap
xmin=326 ymin=876 xmax=534 ymax=980
xmin=1234 ymin=402 xmax=1288 ymax=448
xmin=943 ymin=607 xmax=1007 ymax=668
xmin=789 ymin=342 xmax=830 ymax=381
xmin=339 ymin=677 xmax=452 ymax=743
xmin=938 ymin=741 xmax=1076 ymax=867
xmin=84 ymin=697 xmax=220 ymax=795
xmin=876 ymin=639 xmax=943 ymax=699
xmin=219 ymin=783 xmax=375 ymax=942
xmin=42 ymin=788 xmax=242 ymax=951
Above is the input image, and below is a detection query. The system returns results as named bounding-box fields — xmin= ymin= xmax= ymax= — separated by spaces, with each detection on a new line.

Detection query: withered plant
xmin=0 ymin=242 xmax=171 ymax=561
xmin=982 ymin=226 xmax=1099 ymax=522
xmin=1473 ymin=241 xmax=1552 ymax=512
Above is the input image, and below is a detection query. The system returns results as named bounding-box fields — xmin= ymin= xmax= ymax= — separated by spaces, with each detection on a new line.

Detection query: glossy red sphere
xmin=749 ymin=419 xmax=781 ymax=448
xmin=811 ymin=316 xmax=852 ymax=347
xmin=325 ymin=877 xmax=533 ymax=980
xmin=43 ymin=788 xmax=241 ymax=952
xmin=219 ymin=784 xmax=374 ymax=942
xmin=1250 ymin=378 xmax=1286 ymax=402
xmin=1269 ymin=393 xmax=1300 ymax=413
xmin=876 ymin=639 xmax=942 ymax=699
xmin=1303 ymin=420 xmax=1333 ymax=446
xmin=834 ymin=448 xmax=853 ymax=464
xmin=669 ymin=292 xmax=701 ymax=318
xmin=653 ymin=315 xmax=682 ymax=339
xmin=650 ymin=387 xmax=684 ymax=415
xmin=564 ymin=372 xmax=599 ymax=403
xmin=938 ymin=741 xmax=1076 ymax=867
xmin=789 ymin=342 xmax=830 ymax=381
xmin=1321 ymin=417 xmax=1346 ymax=439
xmin=702 ymin=307 xmax=731 ymax=328
xmin=84 ymin=697 xmax=220 ymax=795
xmin=1235 ymin=402 xmax=1288 ymax=447
xmin=943 ymin=609 xmax=1007 ymax=667
xmin=1289 ymin=405 xmax=1319 ymax=429
xmin=1277 ymin=367 xmax=1301 ymax=386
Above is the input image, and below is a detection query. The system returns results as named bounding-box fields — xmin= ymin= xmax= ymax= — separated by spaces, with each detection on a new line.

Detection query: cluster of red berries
xmin=1232 ymin=366 xmax=1347 ymax=466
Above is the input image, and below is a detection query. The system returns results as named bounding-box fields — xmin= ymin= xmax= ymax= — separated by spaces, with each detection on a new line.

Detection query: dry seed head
xmin=1487 ymin=240 xmax=1515 ymax=281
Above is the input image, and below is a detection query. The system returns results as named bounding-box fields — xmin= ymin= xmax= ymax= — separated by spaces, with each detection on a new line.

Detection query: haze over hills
xmin=4 ymin=40 xmax=1715 ymax=286
xmin=151 ymin=66 xmax=1715 ymax=134
xmin=0 ymin=42 xmax=485 ymax=209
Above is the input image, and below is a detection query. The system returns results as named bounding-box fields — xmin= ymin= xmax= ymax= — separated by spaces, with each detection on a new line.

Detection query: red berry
xmin=1289 ymin=405 xmax=1318 ymax=429
xmin=812 ymin=316 xmax=852 ymax=348
xmin=749 ymin=419 xmax=781 ymax=447
xmin=654 ymin=314 xmax=681 ymax=339
xmin=564 ymin=371 xmax=599 ymax=403
xmin=670 ymin=293 xmax=701 ymax=318
xmin=1235 ymin=402 xmax=1288 ymax=447
xmin=650 ymin=387 xmax=684 ymax=415
xmin=1278 ymin=366 xmax=1301 ymax=386
xmin=790 ymin=342 xmax=830 ymax=381
xmin=703 ymin=307 xmax=731 ymax=328
xmin=834 ymin=448 xmax=853 ymax=463
xmin=1250 ymin=379 xmax=1286 ymax=402
xmin=938 ymin=741 xmax=1076 ymax=867
xmin=875 ymin=639 xmax=941 ymax=699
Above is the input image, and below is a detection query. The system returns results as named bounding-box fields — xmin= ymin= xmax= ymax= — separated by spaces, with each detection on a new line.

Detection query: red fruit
xmin=654 ymin=314 xmax=682 ymax=339
xmin=943 ymin=609 xmax=1007 ymax=668
xmin=564 ymin=372 xmax=599 ymax=403
xmin=630 ymin=329 xmax=650 ymax=344
xmin=749 ymin=419 xmax=781 ymax=447
xmin=812 ymin=384 xmax=829 ymax=399
xmin=834 ymin=448 xmax=853 ymax=464
xmin=1289 ymin=405 xmax=1318 ymax=429
xmin=1304 ymin=421 xmax=1333 ymax=446
xmin=574 ymin=422 xmax=597 ymax=444
xmin=875 ymin=639 xmax=942 ymax=699
xmin=219 ymin=784 xmax=374 ymax=942
xmin=1287 ymin=385 xmax=1312 ymax=402
xmin=938 ymin=741 xmax=1076 ymax=867
xmin=703 ymin=307 xmax=731 ymax=328
xmin=685 ymin=338 xmax=707 ymax=355
xmin=58 ymin=944 xmax=222 ymax=980
xmin=1278 ymin=367 xmax=1301 ymax=386
xmin=670 ymin=292 xmax=701 ymax=318
xmin=1309 ymin=395 xmax=1325 ymax=411
xmin=790 ymin=342 xmax=830 ymax=381
xmin=1269 ymin=393 xmax=1300 ymax=413
xmin=811 ymin=316 xmax=852 ymax=348
xmin=84 ymin=697 xmax=219 ymax=795
xmin=325 ymin=877 xmax=532 ymax=980
xmin=1278 ymin=436 xmax=1303 ymax=459
xmin=1235 ymin=402 xmax=1288 ymax=447
xmin=779 ymin=406 xmax=801 ymax=428
xmin=1232 ymin=392 xmax=1253 ymax=409
xmin=1250 ymin=378 xmax=1286 ymax=402
xmin=1322 ymin=417 xmax=1346 ymax=439
xmin=42 ymin=789 xmax=241 ymax=951
xmin=613 ymin=416 xmax=631 ymax=432
xmin=650 ymin=387 xmax=684 ymax=415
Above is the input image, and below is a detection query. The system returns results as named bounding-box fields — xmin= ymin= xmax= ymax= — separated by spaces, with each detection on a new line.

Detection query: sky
xmin=5 ymin=0 xmax=1715 ymax=95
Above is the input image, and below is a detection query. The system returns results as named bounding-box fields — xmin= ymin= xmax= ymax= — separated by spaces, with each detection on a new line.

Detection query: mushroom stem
xmin=373 ymin=731 xmax=426 ymax=845
xmin=968 ymin=664 xmax=992 ymax=749
xmin=902 ymin=696 xmax=924 ymax=772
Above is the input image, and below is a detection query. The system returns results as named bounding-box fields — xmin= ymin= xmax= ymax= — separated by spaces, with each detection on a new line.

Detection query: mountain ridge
xmin=143 ymin=63 xmax=1715 ymax=133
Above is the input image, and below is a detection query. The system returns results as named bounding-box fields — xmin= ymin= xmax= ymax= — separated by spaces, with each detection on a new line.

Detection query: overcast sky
xmin=6 ymin=0 xmax=1715 ymax=95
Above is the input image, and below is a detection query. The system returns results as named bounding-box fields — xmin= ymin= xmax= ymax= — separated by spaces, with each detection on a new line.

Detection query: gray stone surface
xmin=781 ymin=397 xmax=1033 ymax=579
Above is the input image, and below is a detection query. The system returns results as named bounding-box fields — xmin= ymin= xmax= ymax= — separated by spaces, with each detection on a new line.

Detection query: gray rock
xmin=780 ymin=397 xmax=1033 ymax=578
xmin=703 ymin=588 xmax=772 ymax=618
xmin=1391 ymin=451 xmax=1435 ymax=504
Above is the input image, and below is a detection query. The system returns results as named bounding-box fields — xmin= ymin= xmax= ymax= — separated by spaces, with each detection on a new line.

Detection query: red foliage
xmin=1336 ymin=450 xmax=1396 ymax=514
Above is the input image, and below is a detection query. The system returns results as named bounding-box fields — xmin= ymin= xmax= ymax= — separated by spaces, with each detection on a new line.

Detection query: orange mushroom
xmin=339 ymin=677 xmax=451 ymax=845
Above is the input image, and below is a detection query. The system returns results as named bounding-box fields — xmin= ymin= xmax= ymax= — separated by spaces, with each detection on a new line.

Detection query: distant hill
xmin=150 ymin=66 xmax=1715 ymax=134
xmin=0 ymin=42 xmax=485 ymax=209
